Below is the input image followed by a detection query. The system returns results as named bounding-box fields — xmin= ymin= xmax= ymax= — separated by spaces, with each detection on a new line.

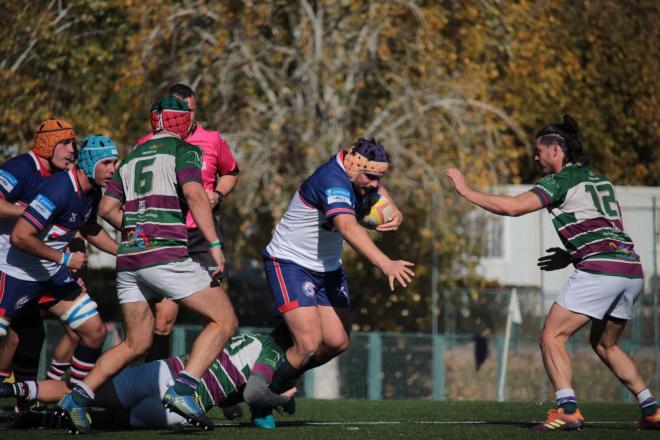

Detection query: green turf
xmin=0 ymin=398 xmax=655 ymax=439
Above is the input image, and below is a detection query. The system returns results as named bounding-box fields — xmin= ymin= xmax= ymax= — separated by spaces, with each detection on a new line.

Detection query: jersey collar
xmin=336 ymin=151 xmax=348 ymax=171
xmin=68 ymin=167 xmax=82 ymax=196
xmin=29 ymin=151 xmax=52 ymax=177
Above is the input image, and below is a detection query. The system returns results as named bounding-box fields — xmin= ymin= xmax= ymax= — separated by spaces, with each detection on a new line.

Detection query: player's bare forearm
xmin=10 ymin=218 xmax=63 ymax=263
xmin=216 ymin=174 xmax=238 ymax=197
xmin=98 ymin=195 xmax=124 ymax=230
xmin=376 ymin=185 xmax=403 ymax=230
xmin=0 ymin=198 xmax=24 ymax=219
xmin=334 ymin=214 xmax=390 ymax=270
xmin=80 ymin=222 xmax=119 ymax=255
xmin=445 ymin=168 xmax=542 ymax=217
xmin=183 ymin=181 xmax=219 ymax=244
xmin=462 ymin=189 xmax=542 ymax=217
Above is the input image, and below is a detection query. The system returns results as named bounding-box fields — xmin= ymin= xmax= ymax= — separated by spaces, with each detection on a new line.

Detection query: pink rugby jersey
xmin=136 ymin=124 xmax=238 ymax=229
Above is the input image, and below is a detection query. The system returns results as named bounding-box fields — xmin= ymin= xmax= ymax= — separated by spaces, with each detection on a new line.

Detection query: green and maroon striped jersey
xmin=105 ymin=133 xmax=203 ymax=271
xmin=165 ymin=333 xmax=284 ymax=410
xmin=530 ymin=163 xmax=642 ymax=278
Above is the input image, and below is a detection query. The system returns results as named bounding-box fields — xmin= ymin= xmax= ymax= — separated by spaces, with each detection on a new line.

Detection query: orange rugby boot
xmin=530 ymin=407 xmax=584 ymax=431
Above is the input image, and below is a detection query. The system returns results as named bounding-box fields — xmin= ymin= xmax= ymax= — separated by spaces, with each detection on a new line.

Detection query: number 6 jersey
xmin=530 ymin=163 xmax=642 ymax=278
xmin=105 ymin=133 xmax=203 ymax=271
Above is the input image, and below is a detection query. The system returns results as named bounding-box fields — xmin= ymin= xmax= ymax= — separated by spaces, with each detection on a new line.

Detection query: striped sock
xmin=555 ymin=388 xmax=578 ymax=414
xmin=12 ymin=352 xmax=40 ymax=412
xmin=69 ymin=343 xmax=101 ymax=386
xmin=47 ymin=361 xmax=71 ymax=381
xmin=12 ymin=380 xmax=39 ymax=400
xmin=636 ymin=389 xmax=658 ymax=417
xmin=173 ymin=370 xmax=201 ymax=395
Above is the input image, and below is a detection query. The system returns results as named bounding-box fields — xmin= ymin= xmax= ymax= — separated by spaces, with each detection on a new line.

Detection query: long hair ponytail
xmin=535 ymin=115 xmax=587 ymax=165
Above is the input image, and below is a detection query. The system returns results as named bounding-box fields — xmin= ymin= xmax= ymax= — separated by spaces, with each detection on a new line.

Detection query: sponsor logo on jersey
xmin=69 ymin=212 xmax=78 ymax=223
xmin=184 ymin=149 xmax=202 ymax=167
xmin=15 ymin=295 xmax=30 ymax=310
xmin=0 ymin=169 xmax=17 ymax=193
xmin=302 ymin=281 xmax=316 ymax=297
xmin=325 ymin=187 xmax=351 ymax=205
xmin=30 ymin=194 xmax=56 ymax=219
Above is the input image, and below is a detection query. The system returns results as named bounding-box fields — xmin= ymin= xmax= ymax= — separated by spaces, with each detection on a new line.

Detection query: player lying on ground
xmin=1 ymin=333 xmax=295 ymax=430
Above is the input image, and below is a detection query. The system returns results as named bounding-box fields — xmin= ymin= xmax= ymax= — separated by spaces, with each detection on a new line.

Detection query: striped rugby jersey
xmin=105 ymin=133 xmax=203 ymax=271
xmin=165 ymin=333 xmax=283 ymax=410
xmin=530 ymin=163 xmax=643 ymax=278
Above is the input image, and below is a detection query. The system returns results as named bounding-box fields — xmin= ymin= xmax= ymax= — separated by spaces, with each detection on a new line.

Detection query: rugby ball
xmin=359 ymin=193 xmax=393 ymax=229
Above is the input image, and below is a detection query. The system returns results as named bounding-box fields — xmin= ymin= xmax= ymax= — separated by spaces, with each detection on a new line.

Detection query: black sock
xmin=145 ymin=334 xmax=171 ymax=362
xmin=269 ymin=358 xmax=302 ymax=393
xmin=299 ymin=355 xmax=324 ymax=374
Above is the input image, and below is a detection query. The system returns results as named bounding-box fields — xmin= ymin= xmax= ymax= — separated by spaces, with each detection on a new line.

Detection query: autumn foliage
xmin=1 ymin=1 xmax=657 ymax=331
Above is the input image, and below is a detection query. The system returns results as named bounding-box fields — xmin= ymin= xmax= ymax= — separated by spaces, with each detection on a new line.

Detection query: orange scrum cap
xmin=32 ymin=119 xmax=76 ymax=159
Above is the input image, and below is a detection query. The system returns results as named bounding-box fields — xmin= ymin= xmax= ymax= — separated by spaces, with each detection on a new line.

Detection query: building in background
xmin=476 ymin=185 xmax=660 ymax=295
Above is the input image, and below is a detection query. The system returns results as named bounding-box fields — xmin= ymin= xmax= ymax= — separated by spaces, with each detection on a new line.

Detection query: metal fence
xmin=40 ymin=302 xmax=658 ymax=403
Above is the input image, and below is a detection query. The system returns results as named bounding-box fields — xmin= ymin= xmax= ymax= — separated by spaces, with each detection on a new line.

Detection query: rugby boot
xmin=14 ymin=397 xmax=37 ymax=414
xmin=251 ymin=407 xmax=276 ymax=429
xmin=638 ymin=408 xmax=660 ymax=430
xmin=222 ymin=403 xmax=243 ymax=420
xmin=0 ymin=382 xmax=16 ymax=398
xmin=162 ymin=385 xmax=214 ymax=431
xmin=530 ymin=407 xmax=584 ymax=431
xmin=57 ymin=393 xmax=92 ymax=434
xmin=6 ymin=409 xmax=44 ymax=429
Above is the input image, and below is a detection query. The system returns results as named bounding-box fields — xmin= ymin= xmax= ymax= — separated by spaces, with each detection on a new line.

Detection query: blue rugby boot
xmin=58 ymin=393 xmax=92 ymax=434
xmin=251 ymin=407 xmax=276 ymax=429
xmin=162 ymin=385 xmax=214 ymax=431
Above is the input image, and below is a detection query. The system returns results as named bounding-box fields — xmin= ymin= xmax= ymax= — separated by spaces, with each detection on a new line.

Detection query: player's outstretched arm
xmin=444 ymin=168 xmax=543 ymax=217
xmin=334 ymin=214 xmax=414 ymax=290
xmin=375 ymin=185 xmax=403 ymax=232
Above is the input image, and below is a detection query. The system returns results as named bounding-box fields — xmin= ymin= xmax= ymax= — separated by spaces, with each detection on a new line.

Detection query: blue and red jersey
xmin=0 ymin=168 xmax=100 ymax=281
xmin=265 ymin=152 xmax=359 ymax=272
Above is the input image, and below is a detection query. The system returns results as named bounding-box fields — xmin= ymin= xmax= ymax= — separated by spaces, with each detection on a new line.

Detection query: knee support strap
xmin=58 ymin=294 xmax=99 ymax=330
xmin=0 ymin=316 xmax=8 ymax=337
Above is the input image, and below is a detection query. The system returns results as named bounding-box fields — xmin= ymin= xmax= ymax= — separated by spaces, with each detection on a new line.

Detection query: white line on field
xmin=214 ymin=420 xmax=632 ymax=427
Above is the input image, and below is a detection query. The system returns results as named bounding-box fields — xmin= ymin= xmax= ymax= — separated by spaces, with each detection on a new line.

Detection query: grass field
xmin=1 ymin=398 xmax=655 ymax=439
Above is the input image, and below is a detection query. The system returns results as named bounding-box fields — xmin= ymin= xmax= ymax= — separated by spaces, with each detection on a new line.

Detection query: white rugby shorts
xmin=555 ymin=269 xmax=643 ymax=320
xmin=116 ymin=258 xmax=212 ymax=304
